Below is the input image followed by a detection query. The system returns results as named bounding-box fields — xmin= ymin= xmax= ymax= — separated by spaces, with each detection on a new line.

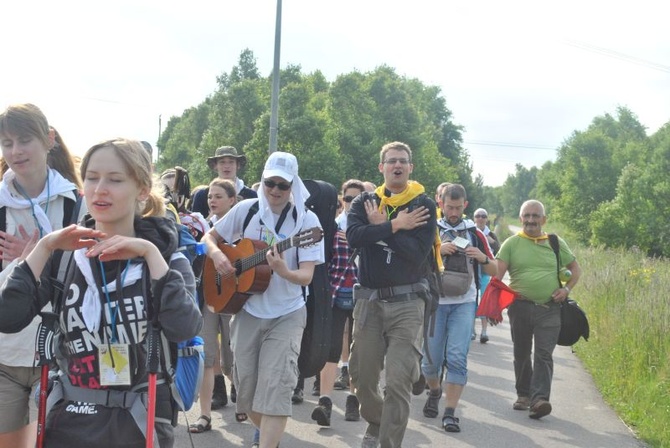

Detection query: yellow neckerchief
xmin=375 ymin=181 xmax=444 ymax=272
xmin=517 ymin=230 xmax=549 ymax=244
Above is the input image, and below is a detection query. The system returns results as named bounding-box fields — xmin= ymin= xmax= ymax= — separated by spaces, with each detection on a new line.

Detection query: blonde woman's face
xmin=83 ymin=146 xmax=147 ymax=227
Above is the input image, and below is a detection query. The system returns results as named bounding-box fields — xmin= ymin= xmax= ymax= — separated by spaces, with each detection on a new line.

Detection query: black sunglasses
xmin=343 ymin=195 xmax=356 ymax=203
xmin=263 ymin=179 xmax=292 ymax=191
xmin=474 ymin=214 xmax=488 ymax=218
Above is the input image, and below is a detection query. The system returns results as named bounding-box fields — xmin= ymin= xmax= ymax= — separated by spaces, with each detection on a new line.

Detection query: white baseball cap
xmin=262 ymin=151 xmax=298 ymax=182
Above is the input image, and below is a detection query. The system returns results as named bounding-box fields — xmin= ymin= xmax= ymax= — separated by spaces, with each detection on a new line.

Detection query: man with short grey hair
xmin=496 ymin=199 xmax=582 ymax=419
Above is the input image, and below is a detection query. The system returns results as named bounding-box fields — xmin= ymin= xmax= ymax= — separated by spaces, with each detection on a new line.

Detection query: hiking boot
xmin=412 ymin=373 xmax=427 ymax=396
xmin=334 ymin=366 xmax=350 ymax=390
xmin=423 ymin=389 xmax=441 ymax=418
xmin=480 ymin=334 xmax=489 ymax=344
xmin=211 ymin=375 xmax=228 ymax=409
xmin=361 ymin=433 xmax=379 ymax=448
xmin=345 ymin=394 xmax=360 ymax=421
xmin=311 ymin=396 xmax=332 ymax=426
xmin=529 ymin=399 xmax=552 ymax=419
xmin=513 ymin=396 xmax=530 ymax=411
xmin=291 ymin=387 xmax=304 ymax=404
xmin=312 ymin=377 xmax=320 ymax=396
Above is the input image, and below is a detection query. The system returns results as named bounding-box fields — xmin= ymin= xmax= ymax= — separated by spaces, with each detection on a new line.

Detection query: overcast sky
xmin=2 ymin=0 xmax=668 ymax=186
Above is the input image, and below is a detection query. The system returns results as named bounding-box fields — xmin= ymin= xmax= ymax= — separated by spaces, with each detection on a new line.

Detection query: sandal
xmin=235 ymin=412 xmax=248 ymax=423
xmin=442 ymin=414 xmax=460 ymax=433
xmin=188 ymin=415 xmax=212 ymax=433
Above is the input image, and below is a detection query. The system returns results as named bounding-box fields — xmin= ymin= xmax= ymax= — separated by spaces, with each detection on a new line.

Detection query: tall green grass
xmin=540 ymin=221 xmax=670 ymax=447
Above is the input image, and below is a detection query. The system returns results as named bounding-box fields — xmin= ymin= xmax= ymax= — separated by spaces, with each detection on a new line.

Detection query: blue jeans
xmin=421 ymin=301 xmax=476 ymax=385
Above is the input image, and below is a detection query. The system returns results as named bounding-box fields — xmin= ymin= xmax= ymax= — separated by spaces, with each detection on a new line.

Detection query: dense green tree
xmin=499 ymin=164 xmax=538 ymax=216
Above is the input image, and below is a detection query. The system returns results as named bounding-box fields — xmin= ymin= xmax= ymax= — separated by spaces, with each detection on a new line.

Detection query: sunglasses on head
xmin=342 ymin=195 xmax=356 ymax=203
xmin=263 ymin=179 xmax=292 ymax=191
xmin=474 ymin=214 xmax=488 ymax=218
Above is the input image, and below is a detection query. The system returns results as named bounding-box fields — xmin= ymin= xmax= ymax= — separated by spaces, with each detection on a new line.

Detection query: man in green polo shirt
xmin=496 ymin=200 xmax=581 ymax=419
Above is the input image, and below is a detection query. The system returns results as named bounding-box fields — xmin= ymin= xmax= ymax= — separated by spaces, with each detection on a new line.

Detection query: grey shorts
xmin=201 ymin=306 xmax=234 ymax=374
xmin=231 ymin=307 xmax=306 ymax=416
xmin=0 ymin=363 xmax=40 ymax=432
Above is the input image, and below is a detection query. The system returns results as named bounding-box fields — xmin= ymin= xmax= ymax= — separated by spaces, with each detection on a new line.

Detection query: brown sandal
xmin=188 ymin=415 xmax=212 ymax=433
xmin=235 ymin=412 xmax=248 ymax=423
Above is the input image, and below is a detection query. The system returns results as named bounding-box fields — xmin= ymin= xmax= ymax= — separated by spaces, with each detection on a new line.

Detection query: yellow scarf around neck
xmin=517 ymin=230 xmax=549 ymax=243
xmin=375 ymin=181 xmax=443 ymax=272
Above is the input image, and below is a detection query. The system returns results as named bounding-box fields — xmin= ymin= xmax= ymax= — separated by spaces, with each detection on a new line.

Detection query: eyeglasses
xmin=342 ymin=195 xmax=356 ymax=203
xmin=382 ymin=158 xmax=411 ymax=165
xmin=474 ymin=214 xmax=488 ymax=219
xmin=263 ymin=179 xmax=292 ymax=191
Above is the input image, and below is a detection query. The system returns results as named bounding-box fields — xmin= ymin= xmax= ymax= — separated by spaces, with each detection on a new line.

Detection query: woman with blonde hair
xmin=0 ymin=138 xmax=201 ymax=447
xmin=0 ymin=103 xmax=84 ymax=448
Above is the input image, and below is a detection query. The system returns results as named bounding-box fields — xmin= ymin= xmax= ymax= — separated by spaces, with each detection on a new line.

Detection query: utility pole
xmin=268 ymin=0 xmax=282 ymax=154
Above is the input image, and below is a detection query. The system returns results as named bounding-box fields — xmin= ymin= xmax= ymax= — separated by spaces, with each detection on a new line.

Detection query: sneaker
xmin=412 ymin=373 xmax=426 ymax=396
xmin=471 ymin=331 xmax=476 ymax=341
xmin=422 ymin=389 xmax=441 ymax=418
xmin=480 ymin=334 xmax=489 ymax=344
xmin=291 ymin=387 xmax=304 ymax=404
xmin=361 ymin=433 xmax=379 ymax=448
xmin=211 ymin=375 xmax=228 ymax=409
xmin=312 ymin=378 xmax=320 ymax=396
xmin=512 ymin=396 xmax=530 ymax=411
xmin=345 ymin=394 xmax=360 ymax=421
xmin=311 ymin=396 xmax=332 ymax=426
xmin=334 ymin=366 xmax=350 ymax=390
xmin=529 ymin=399 xmax=552 ymax=419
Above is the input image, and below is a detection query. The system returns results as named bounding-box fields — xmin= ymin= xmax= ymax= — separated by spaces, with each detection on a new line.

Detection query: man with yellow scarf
xmin=496 ymin=200 xmax=582 ymax=419
xmin=347 ymin=141 xmax=437 ymax=448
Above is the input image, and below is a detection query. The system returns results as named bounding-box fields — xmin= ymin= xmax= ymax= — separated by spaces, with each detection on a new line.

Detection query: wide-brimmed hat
xmin=207 ymin=146 xmax=246 ymax=170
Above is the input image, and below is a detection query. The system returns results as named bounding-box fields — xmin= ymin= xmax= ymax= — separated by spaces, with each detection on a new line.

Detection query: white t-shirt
xmin=212 ymin=199 xmax=325 ymax=319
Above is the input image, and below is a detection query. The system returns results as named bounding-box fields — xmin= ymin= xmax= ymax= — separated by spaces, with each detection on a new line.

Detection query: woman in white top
xmin=0 ymin=103 xmax=85 ymax=448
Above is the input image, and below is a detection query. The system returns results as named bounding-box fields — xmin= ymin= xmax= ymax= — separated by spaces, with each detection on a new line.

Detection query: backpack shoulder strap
xmin=62 ymin=189 xmax=82 ymax=228
xmin=0 ymin=206 xmax=5 ymax=234
xmin=548 ymin=234 xmax=561 ymax=286
xmin=242 ymin=200 xmax=260 ymax=234
xmin=51 ymin=191 xmax=84 ymax=312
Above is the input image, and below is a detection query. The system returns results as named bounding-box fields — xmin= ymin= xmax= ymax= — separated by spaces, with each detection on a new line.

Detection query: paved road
xmin=174 ymin=314 xmax=645 ymax=448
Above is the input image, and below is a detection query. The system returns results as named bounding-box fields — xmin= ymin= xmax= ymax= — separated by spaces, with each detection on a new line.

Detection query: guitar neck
xmin=237 ymin=237 xmax=294 ymax=273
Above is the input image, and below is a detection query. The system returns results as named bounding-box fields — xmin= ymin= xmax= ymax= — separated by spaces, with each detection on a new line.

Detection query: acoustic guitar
xmin=203 ymin=227 xmax=323 ymax=314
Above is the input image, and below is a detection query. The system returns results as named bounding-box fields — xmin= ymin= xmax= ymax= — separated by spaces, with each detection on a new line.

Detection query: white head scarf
xmin=0 ymin=168 xmax=78 ymax=234
xmin=257 ymin=152 xmax=309 ymax=239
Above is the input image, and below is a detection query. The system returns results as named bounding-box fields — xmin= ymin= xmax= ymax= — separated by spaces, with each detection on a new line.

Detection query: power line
xmin=564 ymin=39 xmax=670 ymax=73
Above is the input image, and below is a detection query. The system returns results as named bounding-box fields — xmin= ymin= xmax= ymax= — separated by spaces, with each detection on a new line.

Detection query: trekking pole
xmin=35 ymin=312 xmax=58 ymax=448
xmin=146 ymin=322 xmax=161 ymax=448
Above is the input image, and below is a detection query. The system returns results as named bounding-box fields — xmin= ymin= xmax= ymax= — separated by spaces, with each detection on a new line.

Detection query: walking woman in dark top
xmin=0 ymin=138 xmax=202 ymax=447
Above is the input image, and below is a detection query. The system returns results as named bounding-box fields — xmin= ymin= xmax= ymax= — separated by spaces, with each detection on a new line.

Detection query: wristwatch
xmin=482 ymin=257 xmax=490 ymax=265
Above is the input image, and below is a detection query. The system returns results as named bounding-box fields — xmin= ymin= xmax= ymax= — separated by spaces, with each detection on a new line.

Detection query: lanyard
xmin=99 ymin=259 xmax=131 ymax=343
xmin=12 ymin=170 xmax=51 ymax=238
